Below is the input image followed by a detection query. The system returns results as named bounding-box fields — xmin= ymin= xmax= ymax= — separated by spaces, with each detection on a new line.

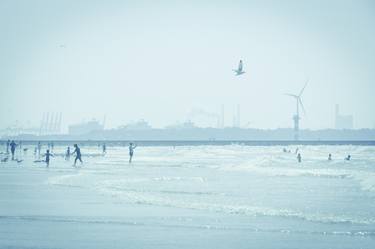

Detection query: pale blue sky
xmin=0 ymin=0 xmax=374 ymax=130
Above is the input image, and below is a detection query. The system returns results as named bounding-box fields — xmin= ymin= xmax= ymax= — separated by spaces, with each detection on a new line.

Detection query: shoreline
xmin=1 ymin=140 xmax=375 ymax=146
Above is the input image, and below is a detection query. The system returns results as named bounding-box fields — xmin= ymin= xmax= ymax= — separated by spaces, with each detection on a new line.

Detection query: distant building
xmin=123 ymin=119 xmax=152 ymax=130
xmin=166 ymin=120 xmax=196 ymax=130
xmin=0 ymin=126 xmax=40 ymax=137
xmin=39 ymin=112 xmax=62 ymax=135
xmin=335 ymin=104 xmax=353 ymax=129
xmin=68 ymin=119 xmax=104 ymax=135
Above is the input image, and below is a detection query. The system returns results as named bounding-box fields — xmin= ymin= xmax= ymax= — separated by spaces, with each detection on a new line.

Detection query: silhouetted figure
xmin=297 ymin=153 xmax=302 ymax=163
xmin=37 ymin=142 xmax=42 ymax=157
xmin=345 ymin=155 xmax=351 ymax=161
xmin=129 ymin=143 xmax=137 ymax=163
xmin=6 ymin=140 xmax=10 ymax=154
xmin=283 ymin=148 xmax=287 ymax=153
xmin=72 ymin=144 xmax=82 ymax=166
xmin=44 ymin=149 xmax=53 ymax=167
xmin=328 ymin=153 xmax=332 ymax=161
xmin=65 ymin=146 xmax=71 ymax=161
xmin=10 ymin=140 xmax=17 ymax=160
xmin=102 ymin=143 xmax=106 ymax=154
xmin=233 ymin=60 xmax=245 ymax=75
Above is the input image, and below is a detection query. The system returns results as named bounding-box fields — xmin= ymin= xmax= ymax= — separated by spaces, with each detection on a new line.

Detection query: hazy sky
xmin=1 ymin=0 xmax=374 ymax=131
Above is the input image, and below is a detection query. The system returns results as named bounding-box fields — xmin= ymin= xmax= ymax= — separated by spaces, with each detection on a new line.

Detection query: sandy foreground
xmin=0 ymin=149 xmax=374 ymax=249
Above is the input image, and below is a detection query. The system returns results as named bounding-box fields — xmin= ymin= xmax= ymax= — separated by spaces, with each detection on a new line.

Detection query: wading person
xmin=72 ymin=144 xmax=83 ymax=166
xmin=129 ymin=143 xmax=137 ymax=163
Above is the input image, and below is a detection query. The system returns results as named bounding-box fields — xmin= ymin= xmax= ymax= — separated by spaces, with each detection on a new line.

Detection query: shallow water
xmin=2 ymin=144 xmax=375 ymax=248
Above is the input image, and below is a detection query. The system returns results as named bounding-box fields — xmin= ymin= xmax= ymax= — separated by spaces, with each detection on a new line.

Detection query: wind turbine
xmin=285 ymin=80 xmax=308 ymax=140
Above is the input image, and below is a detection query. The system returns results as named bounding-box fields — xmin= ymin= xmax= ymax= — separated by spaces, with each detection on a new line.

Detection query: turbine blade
xmin=284 ymin=93 xmax=298 ymax=98
xmin=299 ymin=98 xmax=306 ymax=116
xmin=299 ymin=79 xmax=309 ymax=97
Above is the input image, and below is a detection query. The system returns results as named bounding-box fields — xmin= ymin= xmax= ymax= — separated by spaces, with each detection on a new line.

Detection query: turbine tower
xmin=285 ymin=80 xmax=308 ymax=140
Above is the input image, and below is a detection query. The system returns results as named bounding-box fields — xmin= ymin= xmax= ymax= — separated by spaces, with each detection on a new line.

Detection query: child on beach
xmin=44 ymin=149 xmax=53 ymax=167
xmin=65 ymin=146 xmax=71 ymax=160
xmin=10 ymin=140 xmax=17 ymax=160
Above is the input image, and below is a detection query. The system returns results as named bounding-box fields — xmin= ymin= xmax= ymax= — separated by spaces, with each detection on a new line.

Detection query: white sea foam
xmin=46 ymin=173 xmax=85 ymax=188
xmin=93 ymin=183 xmax=375 ymax=225
xmin=45 ymin=145 xmax=375 ymax=227
xmin=222 ymin=163 xmax=352 ymax=179
xmin=355 ymin=173 xmax=375 ymax=193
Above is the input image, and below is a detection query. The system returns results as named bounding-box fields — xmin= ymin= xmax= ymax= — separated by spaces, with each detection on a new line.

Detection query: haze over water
xmin=1 ymin=0 xmax=375 ymax=130
xmin=1 ymin=1 xmax=375 ymax=248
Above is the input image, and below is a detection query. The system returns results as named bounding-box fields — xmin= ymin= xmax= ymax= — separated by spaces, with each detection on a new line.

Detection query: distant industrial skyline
xmin=1 ymin=0 xmax=374 ymax=130
xmin=0 ymin=103 xmax=361 ymax=137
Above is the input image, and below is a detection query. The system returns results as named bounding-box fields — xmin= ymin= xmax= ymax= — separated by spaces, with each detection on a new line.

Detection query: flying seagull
xmin=233 ymin=60 xmax=245 ymax=76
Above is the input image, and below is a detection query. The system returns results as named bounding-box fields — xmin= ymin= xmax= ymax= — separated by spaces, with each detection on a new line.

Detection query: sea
xmin=2 ymin=142 xmax=375 ymax=248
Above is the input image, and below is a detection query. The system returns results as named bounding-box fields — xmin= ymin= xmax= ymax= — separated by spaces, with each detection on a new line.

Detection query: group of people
xmin=3 ymin=141 xmax=84 ymax=167
xmin=2 ymin=141 xmax=138 ymax=167
xmin=45 ymin=144 xmax=82 ymax=167
xmin=3 ymin=141 xmax=357 ymax=167
xmin=283 ymin=147 xmax=352 ymax=163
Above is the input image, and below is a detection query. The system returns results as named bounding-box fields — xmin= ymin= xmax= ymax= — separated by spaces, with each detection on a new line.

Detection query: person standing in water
xmin=129 ymin=143 xmax=137 ymax=163
xmin=6 ymin=140 xmax=10 ymax=154
xmin=37 ymin=142 xmax=42 ymax=158
xmin=10 ymin=140 xmax=17 ymax=160
xmin=65 ymin=146 xmax=71 ymax=161
xmin=72 ymin=144 xmax=83 ymax=166
xmin=345 ymin=155 xmax=351 ymax=161
xmin=44 ymin=149 xmax=53 ymax=167
xmin=297 ymin=153 xmax=302 ymax=163
xmin=102 ymin=143 xmax=106 ymax=154
xmin=328 ymin=154 xmax=332 ymax=161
